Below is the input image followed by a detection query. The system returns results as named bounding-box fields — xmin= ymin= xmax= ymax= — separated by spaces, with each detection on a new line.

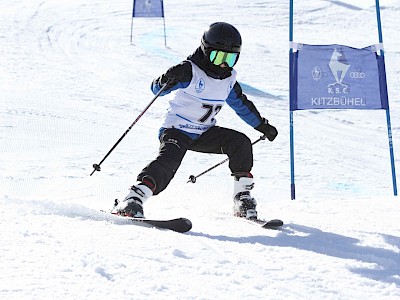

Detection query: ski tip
xmin=180 ymin=218 xmax=193 ymax=232
xmin=262 ymin=219 xmax=284 ymax=229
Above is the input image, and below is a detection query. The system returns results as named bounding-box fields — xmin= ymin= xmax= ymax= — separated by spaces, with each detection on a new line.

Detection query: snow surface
xmin=1 ymin=0 xmax=400 ymax=299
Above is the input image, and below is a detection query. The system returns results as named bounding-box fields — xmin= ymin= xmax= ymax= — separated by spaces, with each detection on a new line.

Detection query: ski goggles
xmin=209 ymin=50 xmax=239 ymax=67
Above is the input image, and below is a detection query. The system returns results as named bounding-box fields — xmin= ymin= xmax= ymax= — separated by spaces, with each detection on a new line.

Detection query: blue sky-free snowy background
xmin=1 ymin=0 xmax=400 ymax=299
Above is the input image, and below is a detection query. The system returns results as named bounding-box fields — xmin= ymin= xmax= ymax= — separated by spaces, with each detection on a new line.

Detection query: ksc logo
xmin=195 ymin=78 xmax=205 ymax=93
xmin=227 ymin=81 xmax=234 ymax=93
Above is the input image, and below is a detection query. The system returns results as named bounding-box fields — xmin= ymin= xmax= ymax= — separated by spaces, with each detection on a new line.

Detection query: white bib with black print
xmin=161 ymin=62 xmax=237 ymax=135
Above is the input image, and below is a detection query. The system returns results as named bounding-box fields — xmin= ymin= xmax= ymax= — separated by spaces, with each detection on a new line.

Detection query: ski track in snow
xmin=1 ymin=0 xmax=400 ymax=299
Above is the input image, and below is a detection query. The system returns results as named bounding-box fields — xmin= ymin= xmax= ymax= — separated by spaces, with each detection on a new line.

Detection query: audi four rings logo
xmin=350 ymin=71 xmax=366 ymax=78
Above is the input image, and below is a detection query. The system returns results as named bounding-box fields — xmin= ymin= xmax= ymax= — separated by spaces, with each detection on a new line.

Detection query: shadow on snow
xmin=189 ymin=224 xmax=400 ymax=286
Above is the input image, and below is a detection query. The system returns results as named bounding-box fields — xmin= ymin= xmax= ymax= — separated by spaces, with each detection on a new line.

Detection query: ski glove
xmin=158 ymin=74 xmax=178 ymax=90
xmin=255 ymin=118 xmax=278 ymax=141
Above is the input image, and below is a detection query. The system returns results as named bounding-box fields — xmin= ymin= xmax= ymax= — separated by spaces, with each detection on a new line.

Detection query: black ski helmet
xmin=201 ymin=22 xmax=242 ymax=55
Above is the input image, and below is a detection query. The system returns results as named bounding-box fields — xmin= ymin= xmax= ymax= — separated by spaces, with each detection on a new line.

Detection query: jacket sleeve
xmin=151 ymin=61 xmax=192 ymax=96
xmin=226 ymin=82 xmax=263 ymax=128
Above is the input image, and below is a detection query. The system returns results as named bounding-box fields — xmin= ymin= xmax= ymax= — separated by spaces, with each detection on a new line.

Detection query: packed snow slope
xmin=1 ymin=0 xmax=400 ymax=299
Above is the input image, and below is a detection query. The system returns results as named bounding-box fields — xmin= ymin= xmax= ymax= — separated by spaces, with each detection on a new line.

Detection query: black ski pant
xmin=137 ymin=127 xmax=253 ymax=195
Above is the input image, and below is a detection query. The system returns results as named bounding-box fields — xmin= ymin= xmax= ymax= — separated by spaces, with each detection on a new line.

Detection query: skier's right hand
xmin=159 ymin=74 xmax=178 ymax=89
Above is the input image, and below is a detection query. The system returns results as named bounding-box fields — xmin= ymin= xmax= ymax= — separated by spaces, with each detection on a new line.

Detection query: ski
xmin=260 ymin=219 xmax=284 ymax=229
xmin=101 ymin=210 xmax=192 ymax=233
xmin=243 ymin=217 xmax=284 ymax=229
xmin=124 ymin=216 xmax=193 ymax=233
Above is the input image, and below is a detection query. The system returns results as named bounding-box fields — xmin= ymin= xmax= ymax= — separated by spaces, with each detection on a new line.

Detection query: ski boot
xmin=115 ymin=183 xmax=153 ymax=218
xmin=232 ymin=172 xmax=257 ymax=220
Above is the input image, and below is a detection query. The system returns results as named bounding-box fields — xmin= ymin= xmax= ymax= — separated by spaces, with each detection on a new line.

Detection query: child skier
xmin=115 ymin=22 xmax=278 ymax=220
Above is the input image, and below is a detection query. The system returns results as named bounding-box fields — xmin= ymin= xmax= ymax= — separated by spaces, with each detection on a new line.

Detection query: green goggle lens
xmin=209 ymin=50 xmax=238 ymax=67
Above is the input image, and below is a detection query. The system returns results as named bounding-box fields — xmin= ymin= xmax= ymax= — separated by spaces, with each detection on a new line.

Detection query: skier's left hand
xmin=255 ymin=118 xmax=278 ymax=141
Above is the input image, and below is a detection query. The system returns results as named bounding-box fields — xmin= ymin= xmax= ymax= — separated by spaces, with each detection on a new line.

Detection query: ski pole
xmin=90 ymin=81 xmax=170 ymax=176
xmin=187 ymin=135 xmax=267 ymax=183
